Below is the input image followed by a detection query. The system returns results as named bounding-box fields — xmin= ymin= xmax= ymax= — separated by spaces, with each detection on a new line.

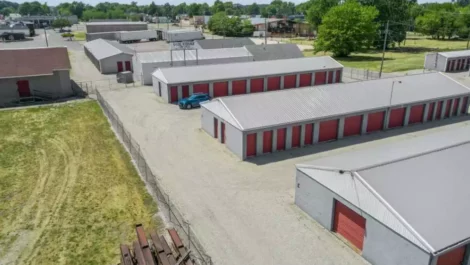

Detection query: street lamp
xmin=389 ymin=80 xmax=402 ymax=106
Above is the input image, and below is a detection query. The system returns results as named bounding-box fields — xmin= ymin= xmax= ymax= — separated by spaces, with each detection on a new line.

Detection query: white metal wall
xmin=100 ymin=53 xmax=134 ymax=74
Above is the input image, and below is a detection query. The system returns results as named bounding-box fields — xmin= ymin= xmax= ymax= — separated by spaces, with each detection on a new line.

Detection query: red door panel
xmin=367 ymin=111 xmax=385 ymax=133
xmin=263 ymin=131 xmax=273 ymax=153
xmin=117 ymin=61 xmax=123 ymax=72
xmin=328 ymin=71 xmax=334 ymax=83
xmin=214 ymin=118 xmax=218 ymax=138
xmin=299 ymin=73 xmax=312 ymax=87
xmin=319 ymin=119 xmax=338 ymax=142
xmin=125 ymin=61 xmax=131 ymax=71
xmin=336 ymin=70 xmax=341 ymax=83
xmin=283 ymin=75 xmax=296 ymax=89
xmin=276 ymin=128 xmax=286 ymax=150
xmin=232 ymin=80 xmax=246 ymax=95
xmin=333 ymin=201 xmax=366 ymax=251
xmin=461 ymin=97 xmax=468 ymax=114
xmin=170 ymin=86 xmax=178 ymax=102
xmin=344 ymin=115 xmax=362 ymax=137
xmin=250 ymin=78 xmax=264 ymax=93
xmin=182 ymin=85 xmax=189 ymax=98
xmin=213 ymin=82 xmax=228 ymax=98
xmin=427 ymin=102 xmax=435 ymax=121
xmin=435 ymin=101 xmax=443 ymax=120
xmin=193 ymin=83 xmax=209 ymax=94
xmin=452 ymin=98 xmax=460 ymax=116
xmin=304 ymin=123 xmax=313 ymax=145
xmin=409 ymin=104 xmax=425 ymax=124
xmin=291 ymin=125 xmax=301 ymax=148
xmin=436 ymin=246 xmax=466 ymax=265
xmin=267 ymin=76 xmax=281 ymax=91
xmin=221 ymin=122 xmax=226 ymax=143
xmin=388 ymin=108 xmax=406 ymax=128
xmin=17 ymin=80 xmax=31 ymax=97
xmin=246 ymin=133 xmax=256 ymax=157
xmin=444 ymin=99 xmax=452 ymax=118
xmin=314 ymin=71 xmax=326 ymax=85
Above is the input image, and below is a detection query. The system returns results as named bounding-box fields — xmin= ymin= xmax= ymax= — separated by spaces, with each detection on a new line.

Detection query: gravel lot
xmin=99 ymin=87 xmax=470 ymax=265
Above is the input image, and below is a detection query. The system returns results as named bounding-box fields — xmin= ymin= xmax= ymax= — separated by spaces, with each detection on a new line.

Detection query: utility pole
xmin=44 ymin=27 xmax=48 ymax=47
xmin=264 ymin=17 xmax=267 ymax=45
xmin=467 ymin=30 xmax=470 ymax=49
xmin=379 ymin=20 xmax=389 ymax=78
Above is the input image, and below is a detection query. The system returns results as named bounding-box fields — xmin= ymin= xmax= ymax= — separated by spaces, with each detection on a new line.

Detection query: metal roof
xmin=244 ymin=44 xmax=304 ymax=61
xmin=298 ymin=124 xmax=470 ymax=253
xmin=84 ymin=39 xmax=134 ymax=60
xmin=439 ymin=49 xmax=470 ymax=58
xmin=202 ymin=73 xmax=470 ymax=131
xmin=249 ymin=18 xmax=283 ymax=25
xmin=153 ymin=56 xmax=342 ymax=84
xmin=86 ymin=21 xmax=147 ymax=25
xmin=194 ymin=38 xmax=255 ymax=49
xmin=136 ymin=47 xmax=253 ymax=64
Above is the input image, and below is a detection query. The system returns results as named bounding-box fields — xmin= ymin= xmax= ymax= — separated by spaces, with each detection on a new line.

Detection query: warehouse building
xmin=200 ymin=73 xmax=470 ymax=159
xmin=84 ymin=39 xmax=134 ymax=74
xmin=134 ymin=48 xmax=254 ymax=85
xmin=295 ymin=125 xmax=470 ymax=265
xmin=424 ymin=50 xmax=470 ymax=72
xmin=85 ymin=31 xmax=117 ymax=42
xmin=85 ymin=21 xmax=147 ymax=34
xmin=0 ymin=47 xmax=72 ymax=107
xmin=244 ymin=44 xmax=304 ymax=61
xmin=152 ymin=56 xmax=343 ymax=103
xmin=159 ymin=29 xmax=204 ymax=42
xmin=193 ymin=38 xmax=255 ymax=49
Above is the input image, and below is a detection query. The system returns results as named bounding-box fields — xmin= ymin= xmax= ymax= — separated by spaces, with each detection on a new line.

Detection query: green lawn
xmin=72 ymin=31 xmax=85 ymax=41
xmin=0 ymin=101 xmax=159 ymax=265
xmin=302 ymin=33 xmax=470 ymax=72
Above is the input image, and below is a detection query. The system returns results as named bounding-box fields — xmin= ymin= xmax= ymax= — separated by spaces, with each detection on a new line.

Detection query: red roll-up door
xmin=17 ymin=80 xmax=31 ymax=97
xmin=125 ymin=61 xmax=132 ymax=71
xmin=284 ymin=75 xmax=296 ymax=89
xmin=267 ymin=76 xmax=281 ymax=91
xmin=319 ymin=119 xmax=338 ymax=142
xmin=436 ymin=246 xmax=466 ymax=265
xmin=213 ymin=81 xmax=228 ymax=98
xmin=193 ymin=83 xmax=209 ymax=94
xmin=366 ymin=111 xmax=385 ymax=133
xmin=444 ymin=99 xmax=452 ymax=118
xmin=117 ymin=61 xmax=123 ymax=72
xmin=457 ymin=59 xmax=461 ymax=70
xmin=388 ymin=107 xmax=406 ymax=128
xmin=221 ymin=122 xmax=226 ymax=143
xmin=333 ymin=200 xmax=366 ymax=251
xmin=467 ymin=59 xmax=470 ymax=70
xmin=427 ymin=102 xmax=435 ymax=121
xmin=182 ymin=85 xmax=189 ymax=98
xmin=328 ymin=71 xmax=334 ymax=83
xmin=344 ymin=115 xmax=362 ymax=137
xmin=291 ymin=125 xmax=301 ymax=148
xmin=246 ymin=133 xmax=256 ymax=157
xmin=304 ymin=123 xmax=313 ymax=145
xmin=314 ymin=72 xmax=326 ymax=85
xmin=170 ymin=86 xmax=178 ymax=102
xmin=299 ymin=73 xmax=312 ymax=87
xmin=336 ymin=70 xmax=341 ymax=83
xmin=232 ymin=80 xmax=246 ymax=95
xmin=452 ymin=98 xmax=460 ymax=116
xmin=435 ymin=101 xmax=443 ymax=120
xmin=263 ymin=130 xmax=273 ymax=153
xmin=214 ymin=118 xmax=218 ymax=139
xmin=409 ymin=104 xmax=425 ymax=124
xmin=277 ymin=128 xmax=286 ymax=150
xmin=250 ymin=78 xmax=264 ymax=93
xmin=461 ymin=97 xmax=468 ymax=114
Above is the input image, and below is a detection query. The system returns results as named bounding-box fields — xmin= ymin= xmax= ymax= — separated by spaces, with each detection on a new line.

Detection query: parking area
xmin=99 ymin=86 xmax=470 ymax=265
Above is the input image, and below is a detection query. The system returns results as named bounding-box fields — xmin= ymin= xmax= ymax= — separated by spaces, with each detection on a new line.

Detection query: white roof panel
xmin=439 ymin=50 xmax=470 ymax=58
xmin=137 ymin=47 xmax=253 ymax=64
xmin=84 ymin=39 xmax=133 ymax=60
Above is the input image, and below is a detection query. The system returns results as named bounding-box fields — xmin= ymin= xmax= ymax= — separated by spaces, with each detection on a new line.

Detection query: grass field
xmin=0 ymin=101 xmax=159 ymax=265
xmin=302 ymin=33 xmax=470 ymax=72
xmin=72 ymin=31 xmax=85 ymax=41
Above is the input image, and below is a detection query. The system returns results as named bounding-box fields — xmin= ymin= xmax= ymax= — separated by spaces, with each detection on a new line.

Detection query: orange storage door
xmin=435 ymin=101 xmax=443 ymax=120
xmin=304 ymin=123 xmax=313 ymax=145
xmin=427 ymin=102 xmax=435 ymax=121
xmin=314 ymin=71 xmax=326 ymax=85
xmin=262 ymin=130 xmax=272 ymax=153
xmin=170 ymin=86 xmax=178 ymax=102
xmin=333 ymin=200 xmax=366 ymax=251
xmin=328 ymin=70 xmax=334 ymax=83
xmin=246 ymin=133 xmax=256 ymax=157
xmin=250 ymin=78 xmax=264 ymax=93
xmin=367 ymin=111 xmax=385 ymax=133
xmin=409 ymin=104 xmax=425 ymax=124
xmin=452 ymin=98 xmax=460 ymax=116
xmin=277 ymin=128 xmax=286 ymax=150
xmin=213 ymin=81 xmax=228 ymax=98
xmin=267 ymin=76 xmax=281 ymax=91
xmin=299 ymin=73 xmax=312 ymax=87
xmin=444 ymin=99 xmax=452 ymax=118
xmin=437 ymin=246 xmax=466 ymax=265
xmin=291 ymin=125 xmax=301 ymax=148
xmin=283 ymin=74 xmax=297 ymax=89
xmin=343 ymin=115 xmax=362 ymax=137
xmin=319 ymin=119 xmax=338 ymax=142
xmin=388 ymin=107 xmax=406 ymax=128
xmin=232 ymin=80 xmax=246 ymax=95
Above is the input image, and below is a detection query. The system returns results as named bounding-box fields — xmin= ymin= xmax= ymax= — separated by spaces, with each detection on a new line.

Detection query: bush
xmin=61 ymin=33 xmax=74 ymax=38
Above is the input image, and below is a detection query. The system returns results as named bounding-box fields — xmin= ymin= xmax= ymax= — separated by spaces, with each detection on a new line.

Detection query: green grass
xmin=302 ymin=32 xmax=470 ymax=72
xmin=72 ymin=31 xmax=85 ymax=41
xmin=0 ymin=101 xmax=159 ymax=265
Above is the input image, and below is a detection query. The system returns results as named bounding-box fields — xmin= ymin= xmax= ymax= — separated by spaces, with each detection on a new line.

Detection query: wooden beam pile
xmin=118 ymin=224 xmax=194 ymax=265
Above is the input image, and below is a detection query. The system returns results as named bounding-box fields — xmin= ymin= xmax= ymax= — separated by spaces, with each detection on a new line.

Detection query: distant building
xmin=248 ymin=17 xmax=313 ymax=37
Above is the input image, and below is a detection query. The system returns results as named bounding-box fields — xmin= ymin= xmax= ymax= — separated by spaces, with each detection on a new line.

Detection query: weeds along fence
xmin=96 ymin=90 xmax=212 ymax=265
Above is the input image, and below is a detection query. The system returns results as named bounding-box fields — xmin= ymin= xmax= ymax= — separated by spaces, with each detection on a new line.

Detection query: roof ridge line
xmin=219 ymin=99 xmax=244 ymax=130
xmin=352 ymin=172 xmax=435 ymax=253
xmin=352 ymin=137 xmax=470 ymax=172
xmin=441 ymin=72 xmax=470 ymax=91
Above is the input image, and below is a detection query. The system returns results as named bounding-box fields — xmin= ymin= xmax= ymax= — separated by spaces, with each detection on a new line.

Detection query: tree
xmin=306 ymin=0 xmax=339 ymax=28
xmin=208 ymin=11 xmax=251 ymax=37
xmin=18 ymin=2 xmax=32 ymax=15
xmin=188 ymin=3 xmax=201 ymax=16
xmin=212 ymin=0 xmax=225 ymax=14
xmin=0 ymin=6 xmax=16 ymax=16
xmin=315 ymin=0 xmax=379 ymax=57
xmin=247 ymin=3 xmax=260 ymax=15
xmin=241 ymin=19 xmax=255 ymax=36
xmin=52 ymin=18 xmax=71 ymax=29
xmin=148 ymin=1 xmax=157 ymax=15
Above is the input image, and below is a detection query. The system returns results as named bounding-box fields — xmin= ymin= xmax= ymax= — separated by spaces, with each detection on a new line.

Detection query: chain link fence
xmin=96 ymin=90 xmax=212 ymax=265
xmin=71 ymin=78 xmax=138 ymax=95
xmin=343 ymin=67 xmax=381 ymax=80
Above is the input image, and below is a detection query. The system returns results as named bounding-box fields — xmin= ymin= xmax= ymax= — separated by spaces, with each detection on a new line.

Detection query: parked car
xmin=178 ymin=93 xmax=211 ymax=109
xmin=59 ymin=28 xmax=71 ymax=33
xmin=0 ymin=32 xmax=25 ymax=41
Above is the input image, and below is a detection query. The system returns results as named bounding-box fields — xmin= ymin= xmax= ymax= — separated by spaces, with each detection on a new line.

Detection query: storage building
xmin=152 ymin=56 xmax=343 ymax=103
xmin=424 ymin=50 xmax=470 ymax=72
xmin=0 ymin=47 xmax=72 ymax=107
xmin=200 ymin=73 xmax=470 ymax=160
xmin=194 ymin=38 xmax=255 ymax=49
xmin=85 ymin=21 xmax=147 ymax=34
xmin=161 ymin=29 xmax=204 ymax=42
xmin=84 ymin=39 xmax=134 ymax=74
xmin=134 ymin=48 xmax=254 ymax=85
xmin=295 ymin=125 xmax=470 ymax=265
xmin=244 ymin=44 xmax=304 ymax=61
xmin=86 ymin=31 xmax=117 ymax=42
